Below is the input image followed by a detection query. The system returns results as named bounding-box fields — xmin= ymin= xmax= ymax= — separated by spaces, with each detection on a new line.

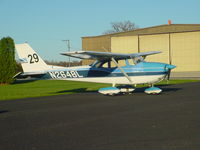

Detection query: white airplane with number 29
xmin=15 ymin=43 xmax=176 ymax=95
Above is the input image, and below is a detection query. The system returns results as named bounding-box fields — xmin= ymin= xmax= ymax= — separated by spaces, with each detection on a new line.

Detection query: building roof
xmin=82 ymin=24 xmax=200 ymax=38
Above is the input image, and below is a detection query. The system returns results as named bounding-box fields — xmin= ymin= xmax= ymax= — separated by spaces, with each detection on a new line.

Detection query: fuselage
xmin=41 ymin=62 xmax=175 ymax=85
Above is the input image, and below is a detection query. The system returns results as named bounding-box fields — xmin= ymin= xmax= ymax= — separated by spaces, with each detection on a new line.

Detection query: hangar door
xmin=139 ymin=34 xmax=170 ymax=64
xmin=171 ymin=31 xmax=200 ymax=72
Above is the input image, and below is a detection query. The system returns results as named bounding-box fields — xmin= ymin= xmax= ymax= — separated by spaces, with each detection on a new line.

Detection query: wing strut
xmin=111 ymin=57 xmax=132 ymax=83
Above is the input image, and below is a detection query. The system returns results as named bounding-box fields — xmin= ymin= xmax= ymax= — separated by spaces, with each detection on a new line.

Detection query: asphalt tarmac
xmin=0 ymin=82 xmax=200 ymax=150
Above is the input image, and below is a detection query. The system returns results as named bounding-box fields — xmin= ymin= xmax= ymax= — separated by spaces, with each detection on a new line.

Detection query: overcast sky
xmin=0 ymin=0 xmax=200 ymax=61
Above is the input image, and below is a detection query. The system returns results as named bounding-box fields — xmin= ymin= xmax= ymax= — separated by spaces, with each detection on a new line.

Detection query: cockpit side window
xmin=90 ymin=61 xmax=106 ymax=68
xmin=128 ymin=58 xmax=137 ymax=65
xmin=132 ymin=56 xmax=145 ymax=64
xmin=91 ymin=60 xmax=114 ymax=68
xmin=91 ymin=58 xmax=137 ymax=68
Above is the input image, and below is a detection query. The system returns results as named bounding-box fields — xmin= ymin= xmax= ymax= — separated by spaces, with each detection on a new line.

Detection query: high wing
xmin=60 ymin=51 xmax=161 ymax=61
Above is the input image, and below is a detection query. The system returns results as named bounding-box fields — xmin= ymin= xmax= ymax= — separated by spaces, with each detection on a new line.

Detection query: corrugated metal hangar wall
xmin=82 ymin=24 xmax=200 ymax=78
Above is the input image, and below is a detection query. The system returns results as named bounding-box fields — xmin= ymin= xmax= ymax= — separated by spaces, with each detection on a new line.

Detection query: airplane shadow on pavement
xmin=54 ymin=85 xmax=182 ymax=95
xmin=0 ymin=110 xmax=9 ymax=114
xmin=55 ymin=88 xmax=96 ymax=94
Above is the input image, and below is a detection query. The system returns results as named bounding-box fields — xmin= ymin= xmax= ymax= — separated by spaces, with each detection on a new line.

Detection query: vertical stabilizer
xmin=15 ymin=43 xmax=48 ymax=72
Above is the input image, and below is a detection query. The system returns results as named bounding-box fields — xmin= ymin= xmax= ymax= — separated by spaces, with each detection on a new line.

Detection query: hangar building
xmin=82 ymin=24 xmax=200 ymax=78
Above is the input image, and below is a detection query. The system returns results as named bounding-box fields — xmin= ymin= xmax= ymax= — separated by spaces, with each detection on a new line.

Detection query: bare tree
xmin=103 ymin=20 xmax=138 ymax=34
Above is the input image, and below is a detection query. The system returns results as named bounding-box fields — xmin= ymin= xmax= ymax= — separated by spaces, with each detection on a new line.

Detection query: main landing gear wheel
xmin=144 ymin=86 xmax=162 ymax=95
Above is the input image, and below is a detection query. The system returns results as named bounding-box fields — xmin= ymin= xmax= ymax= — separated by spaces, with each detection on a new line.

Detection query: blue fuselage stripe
xmin=76 ymin=70 xmax=166 ymax=77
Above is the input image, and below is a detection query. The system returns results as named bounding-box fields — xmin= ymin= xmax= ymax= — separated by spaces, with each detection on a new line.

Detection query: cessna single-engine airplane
xmin=15 ymin=43 xmax=176 ymax=95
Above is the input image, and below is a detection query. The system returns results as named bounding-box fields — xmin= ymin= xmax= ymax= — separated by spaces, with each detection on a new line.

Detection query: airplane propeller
xmin=164 ymin=64 xmax=176 ymax=81
xmin=167 ymin=69 xmax=171 ymax=81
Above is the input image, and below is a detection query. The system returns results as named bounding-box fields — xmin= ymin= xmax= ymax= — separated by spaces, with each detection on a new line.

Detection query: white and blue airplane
xmin=15 ymin=43 xmax=176 ymax=95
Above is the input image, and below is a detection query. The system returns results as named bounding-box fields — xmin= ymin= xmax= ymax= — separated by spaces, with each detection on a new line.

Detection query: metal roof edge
xmin=82 ymin=24 xmax=200 ymax=39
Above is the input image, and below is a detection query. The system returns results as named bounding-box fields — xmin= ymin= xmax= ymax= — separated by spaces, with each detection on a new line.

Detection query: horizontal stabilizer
xmin=13 ymin=72 xmax=46 ymax=79
xmin=19 ymin=58 xmax=28 ymax=63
